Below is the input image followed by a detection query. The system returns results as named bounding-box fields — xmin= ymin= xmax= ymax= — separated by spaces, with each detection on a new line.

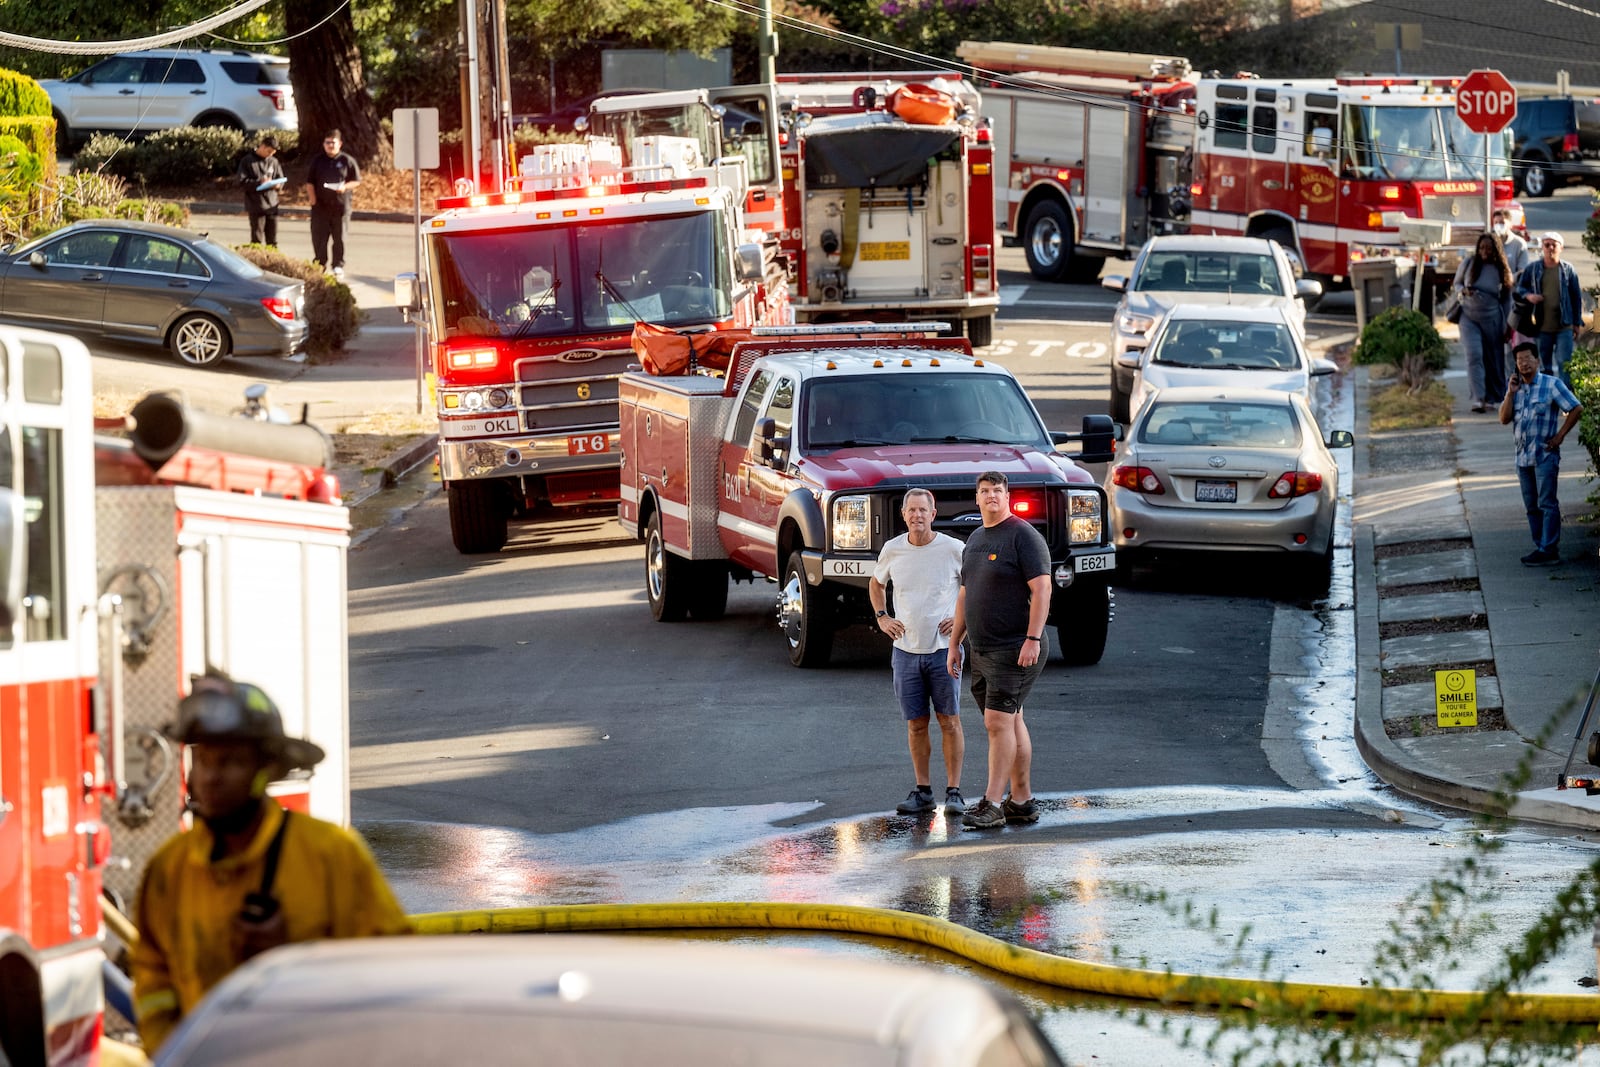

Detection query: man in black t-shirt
xmin=947 ymin=471 xmax=1051 ymax=829
xmin=304 ymin=129 xmax=361 ymax=278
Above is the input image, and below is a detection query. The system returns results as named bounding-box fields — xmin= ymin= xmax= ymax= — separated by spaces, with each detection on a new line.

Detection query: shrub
xmin=56 ymin=170 xmax=128 ymax=218
xmin=134 ymin=126 xmax=246 ymax=184
xmin=73 ymin=132 xmax=139 ymax=181
xmin=232 ymin=244 xmax=363 ymax=359
xmin=1354 ymin=307 xmax=1449 ymax=391
xmin=0 ymin=70 xmax=50 ymax=117
xmin=112 ymin=199 xmax=187 ymax=227
xmin=1569 ymin=345 xmax=1600 ymax=485
xmin=250 ymin=127 xmax=297 ymax=158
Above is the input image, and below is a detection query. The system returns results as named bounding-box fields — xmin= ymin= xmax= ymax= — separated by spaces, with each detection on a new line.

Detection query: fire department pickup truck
xmin=617 ymin=324 xmax=1116 ymax=668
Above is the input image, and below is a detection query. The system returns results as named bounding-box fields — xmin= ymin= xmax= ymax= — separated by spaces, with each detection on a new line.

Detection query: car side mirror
xmin=1296 ymin=278 xmax=1323 ymax=299
xmin=393 ymin=272 xmax=424 ymax=323
xmin=1051 ymin=414 xmax=1118 ymax=464
xmin=1102 ymin=275 xmax=1127 ymax=293
xmin=755 ymin=416 xmax=777 ymax=464
xmin=28 ymin=251 xmax=45 ymax=270
xmin=1310 ymin=357 xmax=1338 ymax=377
xmin=735 ymin=242 xmax=764 ymax=283
xmin=1327 ymin=429 xmax=1354 ymax=449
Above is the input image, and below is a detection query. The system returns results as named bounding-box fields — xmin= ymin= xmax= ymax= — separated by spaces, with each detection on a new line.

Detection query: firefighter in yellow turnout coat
xmin=130 ymin=675 xmax=411 ymax=1054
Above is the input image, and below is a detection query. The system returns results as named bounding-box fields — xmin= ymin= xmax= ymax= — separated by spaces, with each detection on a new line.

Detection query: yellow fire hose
xmin=103 ymin=896 xmax=1600 ymax=1024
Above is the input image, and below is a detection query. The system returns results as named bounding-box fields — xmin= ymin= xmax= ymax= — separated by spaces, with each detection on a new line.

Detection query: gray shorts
xmin=968 ymin=646 xmax=1043 ymax=714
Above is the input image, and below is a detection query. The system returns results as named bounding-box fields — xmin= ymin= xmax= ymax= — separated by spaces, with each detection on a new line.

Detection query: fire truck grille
xmin=1420 ymin=195 xmax=1487 ymax=228
xmin=515 ymin=349 xmax=632 ymax=433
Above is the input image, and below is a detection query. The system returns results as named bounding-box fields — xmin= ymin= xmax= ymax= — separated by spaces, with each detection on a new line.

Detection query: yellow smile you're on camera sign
xmin=1434 ymin=669 xmax=1478 ymax=728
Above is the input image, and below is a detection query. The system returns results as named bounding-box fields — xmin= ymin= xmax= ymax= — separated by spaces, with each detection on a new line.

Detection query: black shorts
xmin=968 ymin=646 xmax=1043 ymax=714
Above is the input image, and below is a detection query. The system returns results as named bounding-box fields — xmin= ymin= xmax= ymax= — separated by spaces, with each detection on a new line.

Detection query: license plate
xmin=822 ymin=558 xmax=871 ymax=577
xmin=859 ymin=241 xmax=910 ymax=262
xmin=1195 ymin=480 xmax=1237 ymax=503
xmin=439 ymin=414 xmax=521 ymax=439
xmin=567 ymin=433 xmax=610 ymax=456
xmin=1074 ymin=552 xmax=1114 ymax=574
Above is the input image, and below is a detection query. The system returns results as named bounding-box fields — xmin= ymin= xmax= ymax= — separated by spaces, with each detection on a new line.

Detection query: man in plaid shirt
xmin=1499 ymin=341 xmax=1583 ymax=566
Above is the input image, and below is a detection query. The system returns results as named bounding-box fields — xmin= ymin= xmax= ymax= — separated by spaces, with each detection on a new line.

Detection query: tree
xmin=285 ymin=0 xmax=390 ymax=170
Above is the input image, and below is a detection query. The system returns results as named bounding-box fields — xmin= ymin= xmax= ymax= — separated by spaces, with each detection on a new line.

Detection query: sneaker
xmin=1002 ymin=796 xmax=1040 ymax=824
xmin=332 ymin=266 xmax=345 ymax=280
xmin=944 ymin=787 xmax=966 ymax=814
xmin=896 ymin=787 xmax=936 ymax=815
xmin=961 ymin=798 xmax=1006 ymax=829
xmin=1522 ymin=549 xmax=1560 ymax=566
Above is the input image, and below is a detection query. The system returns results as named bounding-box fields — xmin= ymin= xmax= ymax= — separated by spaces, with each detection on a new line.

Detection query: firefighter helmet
xmin=165 ymin=673 xmax=325 ymax=772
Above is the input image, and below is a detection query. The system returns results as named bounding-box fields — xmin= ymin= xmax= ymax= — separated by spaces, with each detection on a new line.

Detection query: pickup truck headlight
xmin=832 ymin=496 xmax=870 ymax=551
xmin=1118 ymin=311 xmax=1156 ymax=335
xmin=1068 ymin=490 xmax=1103 ymax=544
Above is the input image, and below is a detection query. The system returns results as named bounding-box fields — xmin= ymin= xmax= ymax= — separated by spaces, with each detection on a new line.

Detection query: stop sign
xmin=1456 ymin=69 xmax=1517 ymax=134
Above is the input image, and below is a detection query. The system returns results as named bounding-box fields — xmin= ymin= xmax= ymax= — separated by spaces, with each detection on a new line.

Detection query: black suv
xmin=1509 ymin=95 xmax=1600 ymax=197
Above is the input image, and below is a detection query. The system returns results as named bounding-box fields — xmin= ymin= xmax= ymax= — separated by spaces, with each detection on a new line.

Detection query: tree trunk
xmin=284 ymin=0 xmax=392 ymax=172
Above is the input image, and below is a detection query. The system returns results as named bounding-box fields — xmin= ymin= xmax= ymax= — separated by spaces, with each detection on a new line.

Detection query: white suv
xmin=41 ymin=49 xmax=297 ymax=148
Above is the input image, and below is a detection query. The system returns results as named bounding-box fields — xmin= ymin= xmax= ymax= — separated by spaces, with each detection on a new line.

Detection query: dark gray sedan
xmin=0 ymin=220 xmax=306 ymax=366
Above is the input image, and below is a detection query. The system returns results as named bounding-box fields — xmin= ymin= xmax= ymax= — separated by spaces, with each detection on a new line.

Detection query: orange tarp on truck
xmin=631 ymin=323 xmax=755 ymax=376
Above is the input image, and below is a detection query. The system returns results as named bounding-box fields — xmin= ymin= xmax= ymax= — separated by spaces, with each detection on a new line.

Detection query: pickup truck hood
xmin=798 ymin=443 xmax=1095 ymax=491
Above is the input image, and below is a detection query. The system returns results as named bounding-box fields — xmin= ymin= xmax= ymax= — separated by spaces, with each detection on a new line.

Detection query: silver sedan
xmin=1106 ymin=386 xmax=1352 ymax=591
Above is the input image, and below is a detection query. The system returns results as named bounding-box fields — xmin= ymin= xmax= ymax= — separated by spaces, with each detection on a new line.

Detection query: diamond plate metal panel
xmin=94 ymin=487 xmax=185 ymax=906
xmin=685 ymin=391 xmax=729 ymax=560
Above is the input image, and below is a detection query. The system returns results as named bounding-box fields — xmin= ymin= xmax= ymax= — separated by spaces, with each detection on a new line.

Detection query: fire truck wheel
xmin=1022 ymin=200 xmax=1073 ymax=282
xmin=966 ymin=315 xmax=994 ymax=348
xmin=1051 ymin=580 xmax=1110 ymax=667
xmin=778 ymin=551 xmax=834 ymax=668
xmin=645 ymin=511 xmax=691 ymax=621
xmin=169 ymin=313 xmax=232 ymax=366
xmin=688 ymin=561 xmax=730 ymax=620
xmin=447 ymin=480 xmax=509 ymax=554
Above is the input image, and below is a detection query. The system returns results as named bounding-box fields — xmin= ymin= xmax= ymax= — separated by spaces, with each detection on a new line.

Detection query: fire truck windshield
xmin=430 ymin=211 xmax=730 ymax=338
xmin=802 ymin=374 xmax=1051 ymax=451
xmin=1342 ymin=104 xmax=1512 ymax=181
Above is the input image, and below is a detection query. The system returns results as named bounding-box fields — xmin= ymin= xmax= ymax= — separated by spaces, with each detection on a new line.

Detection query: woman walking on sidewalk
xmin=1453 ymin=234 xmax=1513 ymax=412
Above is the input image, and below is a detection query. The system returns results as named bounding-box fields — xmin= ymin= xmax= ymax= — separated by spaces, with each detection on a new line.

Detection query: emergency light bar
xmin=749 ymin=322 xmax=951 ymax=336
xmin=436 ymin=176 xmax=709 ymax=211
xmin=1560 ymin=775 xmax=1600 ymax=795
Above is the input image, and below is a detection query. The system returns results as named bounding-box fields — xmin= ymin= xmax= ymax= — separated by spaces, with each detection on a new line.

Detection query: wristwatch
xmin=876 ymin=610 xmax=888 ymax=618
xmin=1025 ymin=635 xmax=1042 ymax=642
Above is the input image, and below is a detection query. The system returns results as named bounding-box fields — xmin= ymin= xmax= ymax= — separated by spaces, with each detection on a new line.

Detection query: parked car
xmin=154 ymin=935 xmax=1068 ymax=1066
xmin=1101 ymin=234 xmax=1322 ymax=423
xmin=0 ymin=220 xmax=306 ymax=366
xmin=1106 ymin=386 xmax=1352 ymax=592
xmin=512 ymin=88 xmax=654 ymax=133
xmin=1128 ymin=305 xmax=1338 ymax=418
xmin=1508 ymin=95 xmax=1600 ymax=198
xmin=41 ymin=49 xmax=296 ymax=149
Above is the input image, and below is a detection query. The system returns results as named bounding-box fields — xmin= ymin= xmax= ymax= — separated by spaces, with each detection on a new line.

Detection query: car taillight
xmin=1111 ymin=465 xmax=1165 ymax=494
xmin=448 ymin=347 xmax=500 ymax=370
xmin=261 ymin=296 xmax=296 ymax=321
xmin=1009 ymin=489 xmax=1046 ymax=516
xmin=1564 ymin=133 xmax=1580 ymax=154
xmin=259 ymin=88 xmax=286 ymax=110
xmin=1269 ymin=471 xmax=1322 ymax=498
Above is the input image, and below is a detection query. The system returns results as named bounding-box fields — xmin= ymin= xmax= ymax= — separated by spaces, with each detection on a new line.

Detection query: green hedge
xmin=1569 ymin=345 xmax=1600 ymax=491
xmin=232 ymin=244 xmax=362 ymax=360
xmin=1354 ymin=307 xmax=1450 ymax=374
xmin=0 ymin=70 xmax=49 ymax=118
xmin=74 ymin=126 xmax=251 ymax=186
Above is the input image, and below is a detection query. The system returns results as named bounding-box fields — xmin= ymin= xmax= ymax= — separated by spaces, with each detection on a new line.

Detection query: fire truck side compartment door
xmin=1082 ymin=103 xmax=1133 ymax=247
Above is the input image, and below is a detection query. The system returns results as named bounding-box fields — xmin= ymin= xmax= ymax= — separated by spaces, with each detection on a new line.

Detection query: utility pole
xmin=758 ymin=0 xmax=777 ymax=82
xmin=458 ymin=0 xmax=480 ymax=191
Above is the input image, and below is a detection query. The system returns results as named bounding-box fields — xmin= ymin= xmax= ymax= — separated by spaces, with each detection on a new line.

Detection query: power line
xmin=0 ymin=0 xmax=276 ymax=55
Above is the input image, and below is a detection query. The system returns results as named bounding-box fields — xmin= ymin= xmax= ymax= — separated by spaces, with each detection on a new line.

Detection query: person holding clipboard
xmin=237 ymin=135 xmax=286 ymax=247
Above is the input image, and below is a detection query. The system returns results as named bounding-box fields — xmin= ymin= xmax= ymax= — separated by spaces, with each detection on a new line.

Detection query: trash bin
xmin=1351 ymin=256 xmax=1416 ymax=333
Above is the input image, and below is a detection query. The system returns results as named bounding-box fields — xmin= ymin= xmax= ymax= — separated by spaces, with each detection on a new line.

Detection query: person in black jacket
xmin=305 ymin=129 xmax=361 ymax=278
xmin=236 ymin=136 xmax=285 ymax=247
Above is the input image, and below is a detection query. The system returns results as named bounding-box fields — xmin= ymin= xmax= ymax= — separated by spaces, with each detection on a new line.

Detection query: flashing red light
xmin=1189 ymin=181 xmax=1203 ymax=198
xmin=1268 ymin=471 xmax=1323 ymax=499
xmin=976 ymin=126 xmax=991 ymax=144
xmin=1111 ymin=466 xmax=1165 ymax=494
xmin=447 ymin=346 xmax=499 ymax=371
xmin=261 ymin=296 xmax=296 ymax=321
xmin=1009 ymin=489 xmax=1046 ymax=516
xmin=1379 ymin=185 xmax=1402 ymax=200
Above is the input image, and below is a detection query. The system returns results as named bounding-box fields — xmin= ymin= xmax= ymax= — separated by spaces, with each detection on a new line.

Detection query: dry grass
xmin=1369 ymin=380 xmax=1453 ymax=432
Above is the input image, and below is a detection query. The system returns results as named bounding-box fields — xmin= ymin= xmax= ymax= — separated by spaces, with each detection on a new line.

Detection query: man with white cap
xmin=1514 ymin=231 xmax=1584 ymax=385
xmin=130 ymin=672 xmax=411 ymax=1055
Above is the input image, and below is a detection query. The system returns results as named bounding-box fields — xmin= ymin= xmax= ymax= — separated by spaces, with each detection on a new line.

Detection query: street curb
xmin=185 ymin=199 xmax=417 ymax=224
xmin=338 ymin=434 xmax=437 ymax=510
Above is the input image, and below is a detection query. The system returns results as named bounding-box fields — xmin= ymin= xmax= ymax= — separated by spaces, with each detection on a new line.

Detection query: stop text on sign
xmin=1458 ymin=88 xmax=1515 ymax=118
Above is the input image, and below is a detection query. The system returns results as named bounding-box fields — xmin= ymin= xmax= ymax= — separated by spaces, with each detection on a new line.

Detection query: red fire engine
xmin=774 ymin=73 xmax=999 ymax=347
xmin=957 ymin=42 xmax=1198 ymax=285
xmin=1 ymin=327 xmax=352 ymax=1065
xmin=396 ymin=85 xmax=792 ymax=556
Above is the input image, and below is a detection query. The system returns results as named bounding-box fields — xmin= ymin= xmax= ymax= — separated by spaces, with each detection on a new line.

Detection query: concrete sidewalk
xmin=1351 ymin=334 xmax=1600 ymax=829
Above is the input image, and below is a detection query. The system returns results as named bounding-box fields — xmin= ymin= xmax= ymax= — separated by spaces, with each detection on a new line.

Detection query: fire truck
xmin=961 ymin=41 xmax=1522 ymax=294
xmin=617 ymin=323 xmax=1116 ymax=669
xmin=1 ymin=327 xmax=351 ymax=1065
xmin=956 ymin=42 xmax=1198 ymax=285
xmin=395 ymin=85 xmax=792 ymax=556
xmin=773 ymin=73 xmax=1000 ymax=348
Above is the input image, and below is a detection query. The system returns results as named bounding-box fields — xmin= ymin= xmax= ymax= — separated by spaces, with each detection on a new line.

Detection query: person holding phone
xmin=129 ymin=673 xmax=410 ymax=1055
xmin=1499 ymin=341 xmax=1583 ymax=566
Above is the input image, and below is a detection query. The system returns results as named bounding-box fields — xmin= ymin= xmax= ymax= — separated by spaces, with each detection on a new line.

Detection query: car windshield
xmin=428 ymin=211 xmax=731 ymax=338
xmin=1139 ymin=401 xmax=1302 ymax=448
xmin=195 ymin=238 xmax=263 ymax=279
xmin=1343 ymin=103 xmax=1513 ymax=180
xmin=1150 ymin=320 xmax=1299 ymax=370
xmin=1134 ymin=250 xmax=1281 ymax=294
xmin=802 ymin=373 xmax=1050 ymax=451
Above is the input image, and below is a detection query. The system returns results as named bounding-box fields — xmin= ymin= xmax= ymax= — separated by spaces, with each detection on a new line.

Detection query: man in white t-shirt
xmin=869 ymin=488 xmax=966 ymax=816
